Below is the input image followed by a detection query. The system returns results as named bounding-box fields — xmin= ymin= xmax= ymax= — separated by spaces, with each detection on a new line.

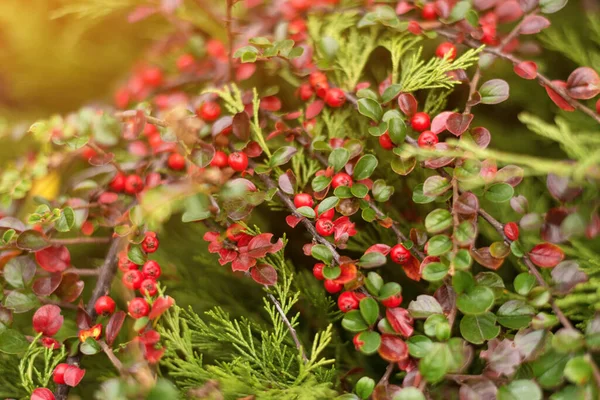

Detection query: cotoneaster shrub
xmin=1 ymin=0 xmax=600 ymax=399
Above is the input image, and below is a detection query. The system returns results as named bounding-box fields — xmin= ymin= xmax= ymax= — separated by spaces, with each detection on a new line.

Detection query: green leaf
xmin=408 ymin=295 xmax=443 ymax=318
xmin=55 ymin=207 xmax=75 ymax=232
xmin=234 ymin=45 xmax=259 ymax=62
xmin=311 ymin=244 xmax=333 ymax=264
xmin=317 ymin=197 xmax=339 ymax=214
xmin=296 ymin=206 xmax=315 ymax=218
xmin=359 ymin=297 xmax=379 ymax=326
xmin=365 ymin=272 xmax=384 ymax=295
xmin=460 ymin=312 xmax=500 ymax=344
xmin=4 ymin=291 xmax=39 ymax=313
xmin=419 ymin=343 xmax=449 ymax=383
xmin=412 ymin=184 xmax=436 ymax=204
xmin=353 ymin=155 xmax=378 ymax=180
xmin=351 ymin=183 xmax=369 ymax=198
xmin=514 ymin=273 xmax=536 ymax=295
xmin=423 ymin=176 xmax=451 ymax=197
xmin=540 ymin=0 xmax=567 ymax=14
xmin=381 ymin=84 xmax=402 ymax=103
xmin=358 ymin=252 xmax=387 ymax=269
xmin=452 ymin=271 xmax=475 ymax=294
xmin=531 ymin=350 xmax=569 ymax=388
xmin=479 ymin=79 xmax=510 ymax=104
xmin=372 ymin=180 xmax=394 ymax=202
xmin=422 ymin=262 xmax=449 ymax=282
xmin=448 ymin=0 xmax=471 ymax=22
xmin=498 ymin=380 xmax=542 ymax=400
xmin=357 ymin=98 xmax=383 ymax=122
xmin=16 ymin=230 xmax=50 ymax=251
xmin=408 ymin=335 xmax=433 ymax=358
xmin=322 ymin=265 xmax=341 ymax=280
xmin=355 ymin=376 xmax=376 ymax=399
xmin=564 ymin=356 xmax=592 ymax=385
xmin=391 ymin=156 xmax=416 ymax=176
xmin=552 ymin=328 xmax=584 ymax=353
xmin=424 ymin=209 xmax=452 ymax=234
xmin=457 ymin=286 xmax=495 ymax=315
xmin=485 ymin=183 xmax=514 ymax=203
xmin=312 ymin=176 xmax=332 ymax=192
xmin=128 ymin=245 xmax=147 ymax=265
xmin=426 ymin=235 xmax=452 ymax=256
xmin=328 ymin=148 xmax=350 ymax=172
xmin=387 ymin=118 xmax=407 ymax=144
xmin=452 ymin=249 xmax=472 ymax=271
xmin=497 ymin=300 xmax=535 ymax=329
xmin=319 ymin=36 xmax=339 ymax=60
xmin=182 ymin=194 xmax=211 ymax=222
xmin=4 ymin=256 xmax=35 ymax=289
xmin=379 ymin=282 xmax=402 ymax=300
xmin=424 ymin=314 xmax=449 ymax=339
xmin=334 ymin=186 xmax=353 ymax=199
xmin=269 ymin=146 xmax=298 ymax=167
xmin=80 ymin=337 xmax=102 ymax=355
xmin=129 ymin=205 xmax=144 ymax=226
xmin=356 ymin=331 xmax=381 ymax=355
xmin=342 ymin=310 xmax=369 ymax=332
xmin=393 ymin=388 xmax=426 ymax=400
xmin=0 ymin=329 xmax=30 ymax=354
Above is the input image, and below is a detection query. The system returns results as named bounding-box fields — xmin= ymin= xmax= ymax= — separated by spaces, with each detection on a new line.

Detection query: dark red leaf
xmin=398 ymin=93 xmax=418 ymax=116
xmin=32 ymin=305 xmax=63 ymax=336
xmin=106 ymin=311 xmax=126 ymax=346
xmin=76 ymin=304 xmax=91 ymax=330
xmin=519 ymin=0 xmax=538 ymax=12
xmin=285 ymin=214 xmax=304 ymax=228
xmin=514 ymin=61 xmax=538 ymax=80
xmin=64 ymin=365 xmax=85 ymax=387
xmin=496 ymin=165 xmax=524 ymax=187
xmin=551 ymin=260 xmax=587 ymax=295
xmin=495 ymin=0 xmax=523 ymax=23
xmin=365 ymin=244 xmax=391 ymax=256
xmin=446 ymin=113 xmax=474 ymax=136
xmin=54 ymin=273 xmax=84 ymax=303
xmin=520 ymin=15 xmax=551 ymax=34
xmin=434 ymin=284 xmax=457 ymax=327
xmin=541 ymin=207 xmax=568 ymax=243
xmin=260 ymin=96 xmax=282 ymax=112
xmin=431 ymin=111 xmax=452 ymax=134
xmin=31 ymin=388 xmax=56 ymax=400
xmin=546 ymin=173 xmax=582 ymax=202
xmin=566 ymin=67 xmax=600 ymax=100
xmin=423 ymin=143 xmax=456 ymax=169
xmin=211 ymin=116 xmax=233 ymax=137
xmin=470 ymin=247 xmax=505 ymax=270
xmin=403 ymin=255 xmax=422 ymax=281
xmin=148 ymin=296 xmax=175 ymax=320
xmin=32 ymin=274 xmax=62 ymax=296
xmin=246 ymin=233 xmax=284 ymax=258
xmin=231 ymin=253 xmax=256 ymax=272
xmin=306 ymin=100 xmax=325 ymax=119
xmin=473 ymin=0 xmax=499 ymax=10
xmin=386 ymin=308 xmax=414 ymax=337
xmin=233 ymin=112 xmax=251 ymax=140
xmin=378 ymin=334 xmax=409 ymax=362
xmin=544 ymin=80 xmax=575 ymax=111
xmin=454 ymin=192 xmax=480 ymax=216
xmin=251 ymin=263 xmax=278 ymax=285
xmin=528 ymin=243 xmax=564 ymax=268
xmin=278 ymin=170 xmax=297 ymax=195
xmin=35 ymin=246 xmax=71 ymax=273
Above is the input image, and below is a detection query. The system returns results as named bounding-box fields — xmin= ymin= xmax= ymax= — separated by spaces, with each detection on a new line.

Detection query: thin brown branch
xmin=115 ymin=111 xmax=169 ymax=128
xmin=50 ymin=236 xmax=111 ymax=246
xmin=266 ymin=291 xmax=308 ymax=362
xmin=377 ymin=362 xmax=395 ymax=386
xmin=63 ymin=268 xmax=100 ymax=276
xmin=463 ymin=67 xmax=481 ymax=115
xmin=99 ymin=339 xmax=126 ymax=374
xmin=226 ymin=0 xmax=235 ymax=82
xmin=495 ymin=9 xmax=538 ymax=52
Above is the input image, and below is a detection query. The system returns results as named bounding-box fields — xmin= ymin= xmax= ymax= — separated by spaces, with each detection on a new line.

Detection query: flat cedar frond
xmin=424 ymin=88 xmax=453 ymax=116
xmin=380 ymin=32 xmax=424 ymax=84
xmin=400 ymin=46 xmax=483 ymax=92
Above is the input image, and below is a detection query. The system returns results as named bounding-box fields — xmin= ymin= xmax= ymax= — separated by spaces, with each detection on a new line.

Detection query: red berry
xmin=314 ymin=205 xmax=335 ymax=220
xmin=324 ymin=88 xmax=346 ymax=108
xmin=314 ymin=81 xmax=329 ymax=98
xmin=436 ymin=42 xmax=457 ymax=61
xmin=124 ymin=174 xmax=144 ymax=194
xmin=313 ymin=263 xmax=325 ymax=280
xmin=316 ymin=218 xmax=335 ymax=236
xmin=381 ymin=293 xmax=403 ymax=308
xmin=379 ymin=132 xmax=394 ymax=150
xmin=198 ymin=101 xmax=221 ymax=122
xmin=176 ymin=53 xmax=195 ymax=72
xmin=167 ymin=153 xmax=186 ymax=170
xmin=298 ymin=83 xmax=314 ymax=101
xmin=140 ymin=279 xmax=158 ymax=296
xmin=53 ymin=363 xmax=70 ymax=384
xmin=294 ymin=193 xmax=314 ymax=208
xmin=421 ymin=3 xmax=437 ymax=20
xmin=142 ymin=260 xmax=162 ymax=281
xmin=144 ymin=124 xmax=158 ymax=137
xmin=109 ymin=172 xmax=126 ymax=192
xmin=118 ymin=253 xmax=138 ymax=272
xmin=114 ymin=88 xmax=130 ymax=109
xmin=211 ymin=151 xmax=229 ymax=168
xmin=141 ymin=67 xmax=163 ymax=87
xmin=390 ymin=244 xmax=411 ymax=265
xmin=122 ymin=270 xmax=144 ymax=290
xmin=504 ymin=222 xmax=520 ymax=241
xmin=94 ymin=296 xmax=116 ymax=315
xmin=324 ymin=279 xmax=343 ymax=294
xmin=331 ymin=172 xmax=353 ymax=188
xmin=142 ymin=232 xmax=159 ymax=253
xmin=309 ymin=71 xmax=328 ymax=88
xmin=411 ymin=112 xmax=431 ymax=132
xmin=206 ymin=39 xmax=226 ymax=59
xmin=418 ymin=131 xmax=439 ymax=148
xmin=338 ymin=291 xmax=360 ymax=312
xmin=228 ymin=152 xmax=248 ymax=172
xmin=128 ymin=297 xmax=150 ymax=319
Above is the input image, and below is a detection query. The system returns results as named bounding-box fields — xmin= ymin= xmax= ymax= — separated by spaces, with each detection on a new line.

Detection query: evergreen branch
xmin=266 ymin=291 xmax=308 ymax=362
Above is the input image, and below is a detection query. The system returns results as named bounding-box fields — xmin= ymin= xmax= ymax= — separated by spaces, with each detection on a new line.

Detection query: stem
xmin=99 ymin=340 xmax=126 ymax=374
xmin=495 ymin=9 xmax=538 ymax=52
xmin=450 ymin=178 xmax=460 ymax=275
xmin=266 ymin=291 xmax=308 ymax=362
xmin=377 ymin=363 xmax=395 ymax=386
xmin=50 ymin=237 xmax=111 ymax=246
xmin=226 ymin=0 xmax=235 ymax=82
xmin=463 ymin=67 xmax=481 ymax=115
xmin=63 ymin=268 xmax=100 ymax=276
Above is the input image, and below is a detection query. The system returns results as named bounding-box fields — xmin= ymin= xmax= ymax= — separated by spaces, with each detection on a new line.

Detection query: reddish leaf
xmin=333 ymin=263 xmax=358 ymax=284
xmin=434 ymin=284 xmax=457 ymax=327
xmin=454 ymin=192 xmax=480 ymax=216
xmin=469 ymin=126 xmax=491 ymax=149
xmin=106 ymin=311 xmax=126 ymax=346
xmin=251 ymin=263 xmax=278 ymax=285
xmin=64 ymin=365 xmax=85 ymax=387
xmin=233 ymin=112 xmax=251 ymax=141
xmin=470 ymin=247 xmax=505 ymax=270
xmin=89 ymin=152 xmax=116 ymax=166
xmin=285 ymin=214 xmax=304 ymax=228
xmin=54 ymin=273 xmax=84 ymax=303
xmin=480 ymin=339 xmax=522 ymax=376
xmin=423 ymin=143 xmax=455 ymax=169
xmin=231 ymin=253 xmax=256 ymax=272
xmin=365 ymin=244 xmax=391 ymax=256
xmin=211 ymin=116 xmax=233 ymax=137
xmin=528 ymin=243 xmax=564 ymax=268
xmin=519 ymin=0 xmax=537 ymax=12
xmin=35 ymin=246 xmax=71 ymax=273
xmin=306 ymin=100 xmax=325 ymax=119
xmin=495 ymin=0 xmax=523 ymax=23
xmin=566 ymin=67 xmax=600 ymax=100
xmin=514 ymin=61 xmax=538 ymax=80
xmin=544 ymin=80 xmax=575 ymax=111
xmin=431 ymin=111 xmax=452 ymax=134
xmin=496 ymin=165 xmax=524 ymax=187
xmin=446 ymin=113 xmax=474 ymax=136
xmin=410 ymin=228 xmax=428 ymax=247
xmin=395 ymin=1 xmax=414 ymax=15
xmin=520 ymin=15 xmax=551 ymax=34
xmin=398 ymin=93 xmax=418 ymax=116
xmin=98 ymin=192 xmax=119 ymax=204
xmin=148 ymin=296 xmax=175 ymax=320
xmin=121 ymin=109 xmax=146 ymax=140
xmin=139 ymin=329 xmax=160 ymax=345
xmin=587 ymin=213 xmax=600 ymax=239
xmin=143 ymin=344 xmax=165 ymax=364
xmin=480 ymin=159 xmax=498 ymax=181
xmin=32 ymin=274 xmax=62 ymax=297
xmin=403 ymin=255 xmax=422 ymax=281
xmin=32 ymin=305 xmax=63 ymax=336
xmin=246 ymin=234 xmax=284 ymax=258
xmin=552 ymin=260 xmax=588 ymax=295
xmin=386 ymin=308 xmax=414 ymax=337
xmin=31 ymin=388 xmax=56 ymax=400
xmin=76 ymin=304 xmax=91 ymax=330
xmin=260 ymin=96 xmax=282 ymax=112
xmin=541 ymin=207 xmax=568 ymax=243
xmin=378 ymin=334 xmax=409 ymax=362
xmin=236 ymin=63 xmax=256 ymax=81
xmin=474 ymin=0 xmax=499 ymax=10
xmin=278 ymin=170 xmax=296 ymax=195
xmin=546 ymin=173 xmax=582 ymax=202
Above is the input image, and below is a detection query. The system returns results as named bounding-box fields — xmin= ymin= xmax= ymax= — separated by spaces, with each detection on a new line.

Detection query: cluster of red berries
xmin=210 ymin=150 xmax=249 ymax=172
xmin=118 ymin=231 xmax=161 ymax=319
xmin=298 ymin=71 xmax=346 ymax=108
